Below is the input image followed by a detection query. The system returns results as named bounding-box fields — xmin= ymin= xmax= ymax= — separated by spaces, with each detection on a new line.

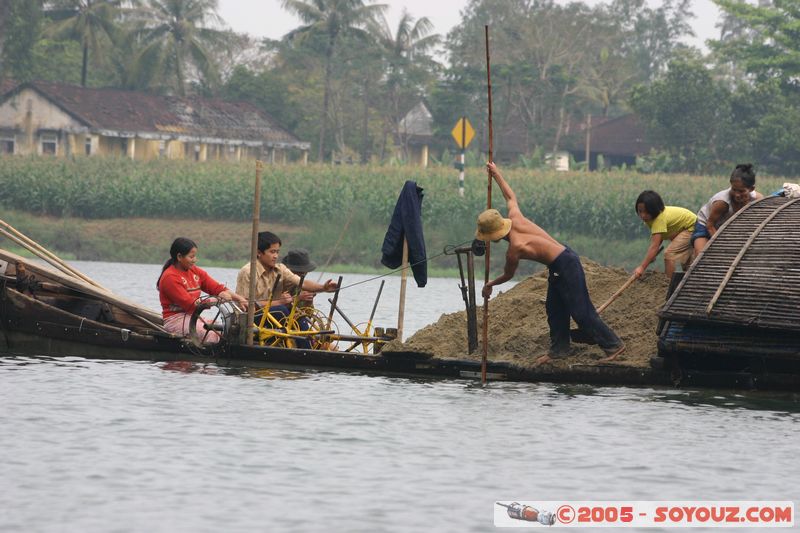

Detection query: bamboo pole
xmin=0 ymin=225 xmax=173 ymax=333
xmin=584 ymin=113 xmax=592 ymax=171
xmin=482 ymin=25 xmax=494 ymax=385
xmin=0 ymin=219 xmax=107 ymax=291
xmin=397 ymin=238 xmax=409 ymax=342
xmin=0 ymin=247 xmax=165 ymax=327
xmin=246 ymin=160 xmax=263 ymax=345
xmin=0 ymin=224 xmax=170 ymax=332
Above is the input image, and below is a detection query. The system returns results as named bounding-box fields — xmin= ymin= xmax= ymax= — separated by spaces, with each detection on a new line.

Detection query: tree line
xmin=1 ymin=0 xmax=799 ymax=175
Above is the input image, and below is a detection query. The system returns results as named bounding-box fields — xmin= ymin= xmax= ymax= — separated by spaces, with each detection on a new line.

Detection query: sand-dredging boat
xmin=2 ymin=197 xmax=799 ymax=392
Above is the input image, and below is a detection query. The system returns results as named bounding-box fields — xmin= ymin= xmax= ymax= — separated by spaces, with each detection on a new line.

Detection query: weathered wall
xmin=0 ymin=88 xmax=83 ymax=155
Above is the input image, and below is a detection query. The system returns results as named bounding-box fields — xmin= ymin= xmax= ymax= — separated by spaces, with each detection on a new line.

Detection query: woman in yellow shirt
xmin=634 ymin=190 xmax=697 ymax=279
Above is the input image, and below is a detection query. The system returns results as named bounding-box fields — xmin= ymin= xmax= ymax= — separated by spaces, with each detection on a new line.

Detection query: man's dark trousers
xmin=545 ymin=247 xmax=622 ymax=356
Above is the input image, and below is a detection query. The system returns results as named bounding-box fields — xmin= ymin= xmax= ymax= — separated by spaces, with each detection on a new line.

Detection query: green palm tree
xmin=130 ymin=0 xmax=224 ymax=96
xmin=281 ymin=0 xmax=386 ymax=162
xmin=368 ymin=10 xmax=438 ymax=159
xmin=44 ymin=0 xmax=128 ymax=86
xmin=0 ymin=0 xmax=10 ymax=81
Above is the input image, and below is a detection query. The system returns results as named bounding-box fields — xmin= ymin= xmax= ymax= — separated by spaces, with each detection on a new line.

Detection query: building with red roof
xmin=0 ymin=81 xmax=309 ymax=162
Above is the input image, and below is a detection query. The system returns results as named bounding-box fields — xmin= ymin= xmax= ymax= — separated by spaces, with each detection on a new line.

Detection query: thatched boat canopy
xmin=661 ymin=195 xmax=800 ymax=331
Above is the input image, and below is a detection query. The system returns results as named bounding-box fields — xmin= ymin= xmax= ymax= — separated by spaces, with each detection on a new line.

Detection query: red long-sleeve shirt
xmin=158 ymin=265 xmax=226 ymax=319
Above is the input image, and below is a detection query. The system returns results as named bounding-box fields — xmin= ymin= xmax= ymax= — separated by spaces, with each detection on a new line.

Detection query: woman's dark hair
xmin=730 ymin=163 xmax=756 ymax=188
xmin=156 ymin=237 xmax=197 ymax=288
xmin=257 ymin=231 xmax=282 ymax=252
xmin=635 ymin=190 xmax=665 ymax=219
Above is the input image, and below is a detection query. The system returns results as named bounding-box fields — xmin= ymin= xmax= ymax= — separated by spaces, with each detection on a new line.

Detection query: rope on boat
xmin=316 ymin=208 xmax=356 ymax=282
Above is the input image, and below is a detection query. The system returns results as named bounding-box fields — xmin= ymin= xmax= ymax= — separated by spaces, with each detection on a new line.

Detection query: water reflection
xmin=6 ymin=353 xmax=800 ymax=415
xmin=551 ymin=383 xmax=602 ymax=398
xmin=151 ymin=356 xmax=800 ymax=415
xmin=643 ymin=388 xmax=800 ymax=415
xmin=460 ymin=376 xmax=800 ymax=415
xmin=155 ymin=360 xmax=312 ymax=381
xmin=0 ymin=355 xmax=95 ymax=369
xmin=541 ymin=381 xmax=800 ymax=415
xmin=236 ymin=368 xmax=310 ymax=381
xmin=157 ymin=360 xmax=221 ymax=375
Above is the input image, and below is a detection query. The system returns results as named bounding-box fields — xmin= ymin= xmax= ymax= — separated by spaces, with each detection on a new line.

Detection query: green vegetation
xmin=6 ymin=1 xmax=800 ymax=173
xmin=0 ymin=158 xmax=787 ymax=275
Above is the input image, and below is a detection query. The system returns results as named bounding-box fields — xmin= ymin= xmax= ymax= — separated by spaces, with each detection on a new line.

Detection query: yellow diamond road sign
xmin=451 ymin=117 xmax=475 ymax=149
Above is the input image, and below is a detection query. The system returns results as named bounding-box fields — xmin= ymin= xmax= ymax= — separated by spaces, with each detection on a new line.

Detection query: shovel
xmin=570 ymin=245 xmax=663 ymax=344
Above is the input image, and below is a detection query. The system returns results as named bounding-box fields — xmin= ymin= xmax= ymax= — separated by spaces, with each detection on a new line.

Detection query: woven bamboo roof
xmin=660 ymin=195 xmax=800 ymax=331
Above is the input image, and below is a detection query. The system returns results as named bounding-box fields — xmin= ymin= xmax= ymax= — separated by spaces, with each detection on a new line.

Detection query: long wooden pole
xmin=397 ymin=238 xmax=409 ymax=342
xmin=0 ymin=247 xmax=165 ymax=328
xmin=0 ymin=227 xmax=84 ymax=283
xmin=0 ymin=219 xmax=107 ymax=291
xmin=482 ymin=25 xmax=493 ymax=385
xmin=584 ymin=113 xmax=592 ymax=171
xmin=596 ymin=274 xmax=637 ymax=314
xmin=246 ymin=160 xmax=263 ymax=345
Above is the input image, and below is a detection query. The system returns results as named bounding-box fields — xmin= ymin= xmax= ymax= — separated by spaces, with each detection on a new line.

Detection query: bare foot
xmin=599 ymin=344 xmax=626 ymax=363
xmin=533 ymin=354 xmax=553 ymax=367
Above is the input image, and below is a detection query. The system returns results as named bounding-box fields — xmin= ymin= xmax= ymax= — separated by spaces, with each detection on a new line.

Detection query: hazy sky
xmin=217 ymin=0 xmax=723 ymax=50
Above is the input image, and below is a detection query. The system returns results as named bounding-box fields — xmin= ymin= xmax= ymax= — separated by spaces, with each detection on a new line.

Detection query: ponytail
xmin=156 ymin=237 xmax=197 ymax=289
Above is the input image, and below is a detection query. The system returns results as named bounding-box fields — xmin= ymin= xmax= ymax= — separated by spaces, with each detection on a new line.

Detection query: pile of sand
xmin=383 ymin=258 xmax=670 ymax=369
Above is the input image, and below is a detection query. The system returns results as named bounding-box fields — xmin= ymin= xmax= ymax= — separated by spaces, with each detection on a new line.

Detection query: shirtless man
xmin=478 ymin=162 xmax=625 ymax=365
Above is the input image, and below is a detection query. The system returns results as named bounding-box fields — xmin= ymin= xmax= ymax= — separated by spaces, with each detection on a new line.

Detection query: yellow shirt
xmin=646 ymin=206 xmax=697 ymax=240
xmin=235 ymin=261 xmax=301 ymax=303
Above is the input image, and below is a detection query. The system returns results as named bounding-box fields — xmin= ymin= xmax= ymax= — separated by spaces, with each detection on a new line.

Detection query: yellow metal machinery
xmin=190 ymin=275 xmax=396 ymax=353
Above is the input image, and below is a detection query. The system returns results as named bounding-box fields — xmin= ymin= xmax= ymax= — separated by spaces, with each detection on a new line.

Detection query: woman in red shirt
xmin=157 ymin=237 xmax=247 ymax=343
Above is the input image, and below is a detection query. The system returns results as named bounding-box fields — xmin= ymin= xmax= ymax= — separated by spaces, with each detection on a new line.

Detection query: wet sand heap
xmin=384 ymin=258 xmax=670 ymax=369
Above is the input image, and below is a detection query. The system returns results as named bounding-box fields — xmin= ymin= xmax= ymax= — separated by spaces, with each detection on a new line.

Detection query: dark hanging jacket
xmin=381 ymin=181 xmax=427 ymax=287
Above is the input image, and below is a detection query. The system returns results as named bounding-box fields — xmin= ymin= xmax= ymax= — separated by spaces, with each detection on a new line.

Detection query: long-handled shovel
xmin=571 ymin=245 xmax=664 ymax=344
xmin=597 ymin=273 xmax=638 ymax=314
xmin=569 ymin=276 xmax=636 ymax=345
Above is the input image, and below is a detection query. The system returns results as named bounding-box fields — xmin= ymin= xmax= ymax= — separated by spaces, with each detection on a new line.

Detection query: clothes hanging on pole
xmin=381 ymin=180 xmax=427 ymax=287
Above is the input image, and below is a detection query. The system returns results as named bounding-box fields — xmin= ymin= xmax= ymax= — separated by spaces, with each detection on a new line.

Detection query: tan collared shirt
xmin=235 ymin=261 xmax=301 ymax=304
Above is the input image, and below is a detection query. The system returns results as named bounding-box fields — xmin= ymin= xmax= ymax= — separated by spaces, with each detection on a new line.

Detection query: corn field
xmin=0 ymin=157 xmax=786 ymax=241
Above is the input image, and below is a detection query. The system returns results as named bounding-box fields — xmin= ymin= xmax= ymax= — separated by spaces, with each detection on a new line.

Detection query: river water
xmin=1 ymin=261 xmax=798 ymax=532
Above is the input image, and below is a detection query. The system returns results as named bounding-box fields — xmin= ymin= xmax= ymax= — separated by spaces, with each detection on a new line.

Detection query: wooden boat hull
xmin=4 ymin=282 xmax=800 ymax=391
xmin=2 ymin=255 xmax=799 ymax=391
xmin=0 ymin=279 xmax=491 ymax=376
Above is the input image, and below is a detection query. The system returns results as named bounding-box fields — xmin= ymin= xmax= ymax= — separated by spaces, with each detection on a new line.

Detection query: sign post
xmin=451 ymin=117 xmax=475 ymax=197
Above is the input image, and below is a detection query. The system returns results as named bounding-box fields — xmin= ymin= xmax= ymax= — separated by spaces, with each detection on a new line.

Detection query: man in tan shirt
xmin=235 ymin=232 xmax=336 ymax=311
xmin=236 ymin=232 xmax=337 ymax=349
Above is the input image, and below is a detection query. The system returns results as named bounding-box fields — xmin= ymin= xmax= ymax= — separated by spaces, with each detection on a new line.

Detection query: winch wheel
xmin=188 ymin=298 xmax=237 ymax=348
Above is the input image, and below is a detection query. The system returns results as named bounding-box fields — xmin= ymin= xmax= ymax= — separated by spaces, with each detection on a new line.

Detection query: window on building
xmin=85 ymin=137 xmax=92 ymax=156
xmin=0 ymin=134 xmax=14 ymax=155
xmin=40 ymin=133 xmax=57 ymax=155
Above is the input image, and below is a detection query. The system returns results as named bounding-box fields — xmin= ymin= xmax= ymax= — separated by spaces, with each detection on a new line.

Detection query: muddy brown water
xmin=385 ymin=258 xmax=671 ymax=369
